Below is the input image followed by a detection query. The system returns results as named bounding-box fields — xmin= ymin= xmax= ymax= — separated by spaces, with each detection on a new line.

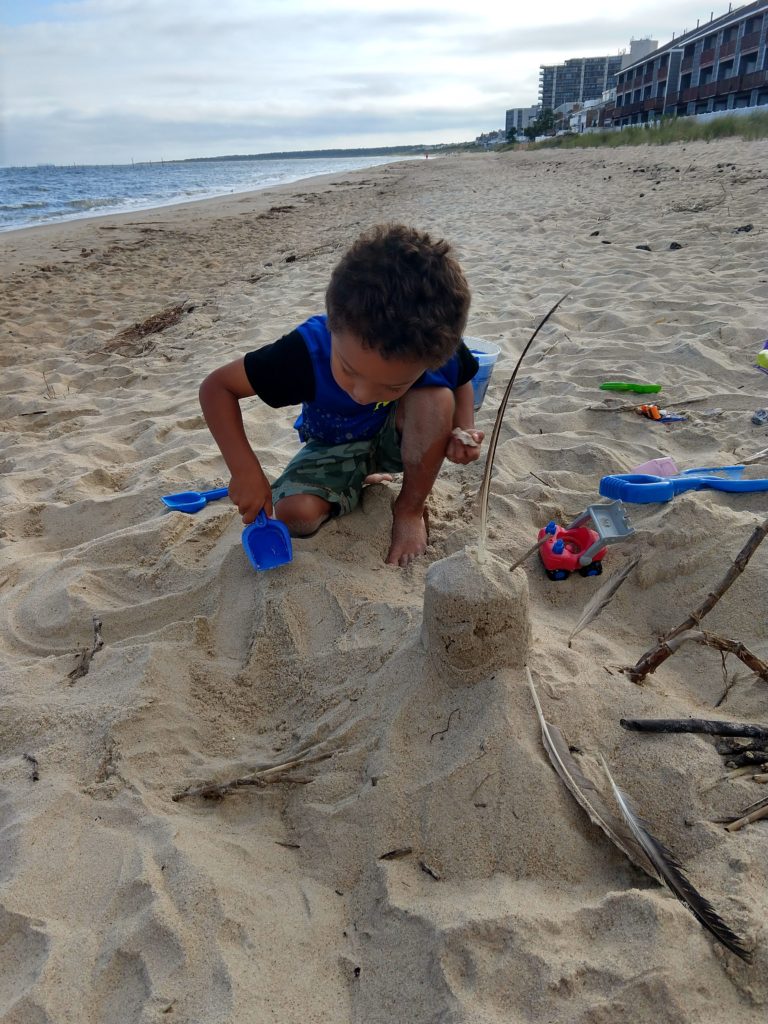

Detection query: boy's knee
xmin=274 ymin=493 xmax=332 ymax=537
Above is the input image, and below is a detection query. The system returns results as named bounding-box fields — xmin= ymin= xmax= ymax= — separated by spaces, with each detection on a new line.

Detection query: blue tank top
xmin=295 ymin=315 xmax=464 ymax=446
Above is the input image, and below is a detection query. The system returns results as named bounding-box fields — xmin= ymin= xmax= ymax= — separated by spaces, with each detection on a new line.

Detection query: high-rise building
xmin=539 ymin=54 xmax=623 ymax=109
xmin=505 ymin=105 xmax=540 ymax=134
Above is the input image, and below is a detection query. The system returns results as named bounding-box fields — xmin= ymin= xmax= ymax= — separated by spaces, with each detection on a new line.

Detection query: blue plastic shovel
xmin=161 ymin=486 xmax=230 ymax=513
xmin=600 ymin=465 xmax=768 ymax=504
xmin=242 ymin=512 xmax=293 ymax=570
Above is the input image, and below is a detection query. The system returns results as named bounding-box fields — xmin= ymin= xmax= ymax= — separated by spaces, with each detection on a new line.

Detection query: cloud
xmin=1 ymin=0 xmax=730 ymax=164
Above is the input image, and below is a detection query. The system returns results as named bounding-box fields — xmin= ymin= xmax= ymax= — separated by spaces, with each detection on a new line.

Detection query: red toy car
xmin=538 ymin=521 xmax=606 ymax=581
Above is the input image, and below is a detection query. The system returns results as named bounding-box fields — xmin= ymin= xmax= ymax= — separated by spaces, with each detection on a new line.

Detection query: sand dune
xmin=1 ymin=142 xmax=768 ymax=1022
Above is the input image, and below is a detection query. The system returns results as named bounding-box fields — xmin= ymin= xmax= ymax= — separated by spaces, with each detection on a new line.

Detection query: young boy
xmin=199 ymin=224 xmax=484 ymax=567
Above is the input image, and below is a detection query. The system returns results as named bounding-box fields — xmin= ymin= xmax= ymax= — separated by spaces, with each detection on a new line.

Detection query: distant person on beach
xmin=199 ymin=224 xmax=484 ymax=566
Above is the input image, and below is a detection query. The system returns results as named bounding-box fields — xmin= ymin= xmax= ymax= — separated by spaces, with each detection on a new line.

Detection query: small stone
xmin=669 ymin=242 xmax=683 ymax=250
xmin=636 ymin=245 xmax=651 ymax=251
xmin=735 ymin=224 xmax=753 ymax=233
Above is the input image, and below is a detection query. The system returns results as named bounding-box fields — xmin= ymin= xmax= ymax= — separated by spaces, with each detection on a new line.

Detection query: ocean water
xmin=0 ymin=155 xmax=405 ymax=233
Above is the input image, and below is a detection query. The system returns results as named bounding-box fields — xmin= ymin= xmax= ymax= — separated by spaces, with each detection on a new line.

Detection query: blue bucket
xmin=466 ymin=339 xmax=501 ymax=411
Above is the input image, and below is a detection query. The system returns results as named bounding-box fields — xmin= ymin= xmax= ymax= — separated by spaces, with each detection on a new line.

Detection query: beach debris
xmin=422 ymin=547 xmax=530 ymax=685
xmin=568 ymin=557 xmax=640 ymax=647
xmin=527 ymin=669 xmax=657 ymax=880
xmin=378 ymin=848 xmax=413 ymax=861
xmin=620 ymin=718 xmax=768 ymax=741
xmin=636 ymin=244 xmax=652 ymax=251
xmin=172 ymin=749 xmax=332 ymax=801
xmin=429 ymin=708 xmax=460 ymax=743
xmin=68 ymin=616 xmax=104 ymax=683
xmin=669 ymin=242 xmax=684 ymax=250
xmin=419 ymin=860 xmax=441 ymax=880
xmin=601 ymin=758 xmax=751 ymax=961
xmin=751 ymin=409 xmax=768 ymax=426
xmin=106 ymin=300 xmax=192 ymax=355
xmin=476 ymin=295 xmax=566 ymax=563
xmin=23 ymin=753 xmax=40 ymax=782
xmin=721 ymin=794 xmax=768 ymax=832
xmin=734 ymin=224 xmax=754 ymax=233
xmin=628 ymin=516 xmax=768 ymax=683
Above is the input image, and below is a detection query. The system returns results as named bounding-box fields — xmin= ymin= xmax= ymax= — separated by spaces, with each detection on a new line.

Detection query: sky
xmin=1 ymin=0 xmax=742 ymax=166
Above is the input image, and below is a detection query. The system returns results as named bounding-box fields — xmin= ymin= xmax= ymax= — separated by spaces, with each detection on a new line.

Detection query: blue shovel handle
xmin=600 ymin=472 xmax=768 ymax=504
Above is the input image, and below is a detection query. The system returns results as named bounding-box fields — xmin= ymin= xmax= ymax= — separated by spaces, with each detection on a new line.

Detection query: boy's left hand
xmin=445 ymin=427 xmax=484 ymax=465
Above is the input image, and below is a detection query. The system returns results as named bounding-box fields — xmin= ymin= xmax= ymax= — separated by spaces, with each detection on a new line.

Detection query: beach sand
xmin=1 ymin=141 xmax=767 ymax=1022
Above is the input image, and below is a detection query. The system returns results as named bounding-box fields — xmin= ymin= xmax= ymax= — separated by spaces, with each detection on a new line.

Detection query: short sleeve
xmin=243 ymin=330 xmax=315 ymax=407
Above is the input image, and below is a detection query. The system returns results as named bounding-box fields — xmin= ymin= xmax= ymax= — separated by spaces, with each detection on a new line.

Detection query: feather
xmin=567 ymin=556 xmax=640 ymax=647
xmin=526 ymin=668 xmax=658 ymax=881
xmin=476 ymin=296 xmax=567 ymax=562
xmin=601 ymin=757 xmax=752 ymax=962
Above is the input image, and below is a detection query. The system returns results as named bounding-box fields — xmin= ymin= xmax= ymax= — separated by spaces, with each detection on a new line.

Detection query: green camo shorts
xmin=271 ymin=407 xmax=403 ymax=516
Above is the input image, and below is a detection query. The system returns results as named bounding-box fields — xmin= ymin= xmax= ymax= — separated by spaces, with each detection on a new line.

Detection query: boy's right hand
xmin=228 ymin=465 xmax=274 ymax=523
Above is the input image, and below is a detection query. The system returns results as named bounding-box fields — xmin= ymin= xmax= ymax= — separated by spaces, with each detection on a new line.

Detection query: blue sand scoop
xmin=162 ymin=487 xmax=229 ymax=513
xmin=242 ymin=512 xmax=293 ymax=571
xmin=599 ymin=464 xmax=768 ymax=504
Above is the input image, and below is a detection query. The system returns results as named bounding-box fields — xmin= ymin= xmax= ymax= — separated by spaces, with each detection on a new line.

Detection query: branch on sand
xmin=172 ymin=750 xmax=333 ymax=801
xmin=627 ymin=517 xmax=768 ymax=684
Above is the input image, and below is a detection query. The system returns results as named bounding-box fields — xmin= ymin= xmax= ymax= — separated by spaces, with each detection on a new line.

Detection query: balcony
xmin=718 ymin=74 xmax=741 ymax=93
xmin=740 ymin=30 xmax=763 ymax=51
xmin=681 ymin=86 xmax=698 ymax=102
xmin=681 ymin=57 xmax=694 ymax=72
xmin=698 ymin=81 xmax=718 ymax=99
xmin=700 ymin=48 xmax=716 ymax=66
xmin=741 ymin=69 xmax=768 ymax=90
xmin=719 ymin=39 xmax=737 ymax=58
xmin=643 ymin=97 xmax=663 ymax=112
xmin=643 ymin=71 xmax=654 ymax=84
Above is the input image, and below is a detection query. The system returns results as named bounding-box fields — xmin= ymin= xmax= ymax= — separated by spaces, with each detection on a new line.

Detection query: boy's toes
xmin=363 ymin=472 xmax=394 ymax=485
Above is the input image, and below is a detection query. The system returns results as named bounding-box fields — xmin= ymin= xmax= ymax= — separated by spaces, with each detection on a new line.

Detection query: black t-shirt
xmin=243 ymin=330 xmax=478 ymax=407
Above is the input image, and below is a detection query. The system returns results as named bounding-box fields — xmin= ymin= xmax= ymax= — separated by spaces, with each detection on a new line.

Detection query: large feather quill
xmin=601 ymin=757 xmax=752 ymax=962
xmin=526 ymin=668 xmax=658 ymax=880
xmin=476 ymin=296 xmax=567 ymax=563
xmin=567 ymin=556 xmax=640 ymax=647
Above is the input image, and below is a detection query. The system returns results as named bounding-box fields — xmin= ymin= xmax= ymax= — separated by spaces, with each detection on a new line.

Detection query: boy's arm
xmin=199 ymin=359 xmax=274 ymax=522
xmin=445 ymin=381 xmax=484 ymax=465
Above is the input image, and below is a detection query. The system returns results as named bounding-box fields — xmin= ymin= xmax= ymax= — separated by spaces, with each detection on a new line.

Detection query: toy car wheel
xmin=546 ymin=569 xmax=570 ymax=581
xmin=579 ymin=561 xmax=603 ymax=577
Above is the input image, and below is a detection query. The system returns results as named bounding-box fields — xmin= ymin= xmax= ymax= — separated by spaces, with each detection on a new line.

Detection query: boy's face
xmin=331 ymin=329 xmax=428 ymax=406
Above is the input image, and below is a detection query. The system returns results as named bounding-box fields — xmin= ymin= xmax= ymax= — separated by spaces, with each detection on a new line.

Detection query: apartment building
xmin=539 ymin=55 xmax=622 ymax=109
xmin=608 ymin=0 xmax=768 ymax=126
xmin=505 ymin=105 xmax=540 ymax=135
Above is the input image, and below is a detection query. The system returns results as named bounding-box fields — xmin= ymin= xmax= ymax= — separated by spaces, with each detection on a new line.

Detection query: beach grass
xmin=505 ymin=110 xmax=768 ymax=151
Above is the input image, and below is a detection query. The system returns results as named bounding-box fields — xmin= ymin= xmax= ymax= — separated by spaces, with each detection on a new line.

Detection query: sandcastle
xmin=421 ymin=547 xmax=530 ymax=685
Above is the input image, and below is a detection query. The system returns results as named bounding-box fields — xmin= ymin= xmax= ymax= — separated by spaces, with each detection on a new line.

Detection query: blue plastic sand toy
xmin=599 ymin=464 xmax=768 ymax=504
xmin=242 ymin=512 xmax=293 ymax=571
xmin=162 ymin=487 xmax=229 ymax=513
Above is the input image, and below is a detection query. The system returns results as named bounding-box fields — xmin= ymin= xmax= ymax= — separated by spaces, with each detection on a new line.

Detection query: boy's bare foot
xmin=363 ymin=472 xmax=394 ymax=486
xmin=385 ymin=506 xmax=429 ymax=567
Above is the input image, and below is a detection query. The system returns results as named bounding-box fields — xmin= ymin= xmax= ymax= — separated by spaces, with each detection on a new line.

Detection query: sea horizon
xmin=0 ymin=153 xmax=414 ymax=233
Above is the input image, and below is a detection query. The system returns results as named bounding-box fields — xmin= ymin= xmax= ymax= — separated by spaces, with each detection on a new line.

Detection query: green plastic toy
xmin=600 ymin=381 xmax=662 ymax=394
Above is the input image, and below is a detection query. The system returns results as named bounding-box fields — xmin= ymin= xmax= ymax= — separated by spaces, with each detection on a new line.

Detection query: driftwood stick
xmin=509 ymin=536 xmax=547 ymax=573
xmin=621 ymin=718 xmax=768 ymax=739
xmin=724 ymin=794 xmax=768 ymax=832
xmin=173 ymin=750 xmax=332 ymax=801
xmin=627 ymin=518 xmax=768 ymax=683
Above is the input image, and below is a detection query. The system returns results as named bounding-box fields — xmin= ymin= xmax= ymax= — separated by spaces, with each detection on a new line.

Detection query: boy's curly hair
xmin=325 ymin=224 xmax=471 ymax=367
